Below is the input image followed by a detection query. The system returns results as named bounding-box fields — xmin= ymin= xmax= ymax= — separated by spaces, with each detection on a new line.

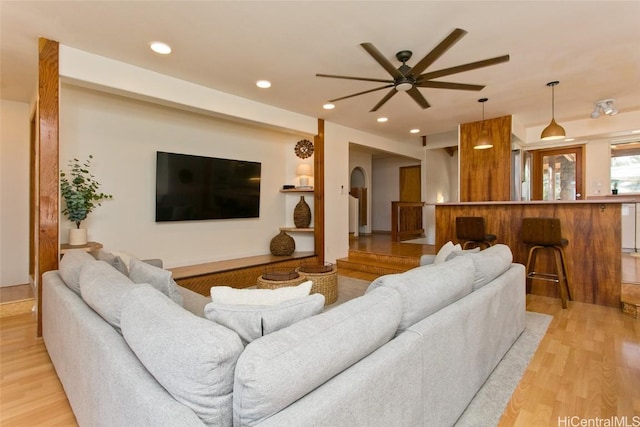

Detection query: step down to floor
xmin=336 ymin=250 xmax=422 ymax=277
xmin=0 ymin=298 xmax=35 ymax=318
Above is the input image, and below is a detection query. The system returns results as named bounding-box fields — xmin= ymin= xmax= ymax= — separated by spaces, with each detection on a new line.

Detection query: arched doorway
xmin=349 ymin=167 xmax=368 ymax=236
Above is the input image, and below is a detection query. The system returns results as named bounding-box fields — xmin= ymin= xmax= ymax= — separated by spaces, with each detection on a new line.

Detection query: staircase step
xmin=346 ymin=250 xmax=421 ymax=268
xmin=337 ymin=256 xmax=418 ymax=277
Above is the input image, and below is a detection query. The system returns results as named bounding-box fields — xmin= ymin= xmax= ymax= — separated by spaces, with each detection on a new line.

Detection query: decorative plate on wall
xmin=294 ymin=139 xmax=314 ymax=159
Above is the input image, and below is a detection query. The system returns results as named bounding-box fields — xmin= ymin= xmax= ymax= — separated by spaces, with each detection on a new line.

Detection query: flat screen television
xmin=155 ymin=151 xmax=261 ymax=222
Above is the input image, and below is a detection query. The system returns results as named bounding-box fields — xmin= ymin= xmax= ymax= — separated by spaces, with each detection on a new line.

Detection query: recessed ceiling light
xmin=323 ymin=103 xmax=335 ymax=110
xmin=150 ymin=42 xmax=171 ymax=55
xmin=377 ymin=117 xmax=388 ymax=123
xmin=256 ymin=80 xmax=271 ymax=89
xmin=410 ymin=128 xmax=420 ymax=134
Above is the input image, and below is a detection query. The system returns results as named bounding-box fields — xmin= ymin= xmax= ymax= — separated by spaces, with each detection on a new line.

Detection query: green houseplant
xmin=60 ymin=155 xmax=112 ymax=245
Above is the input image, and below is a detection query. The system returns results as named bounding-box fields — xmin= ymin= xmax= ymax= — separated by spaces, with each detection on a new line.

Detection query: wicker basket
xmin=297 ymin=263 xmax=338 ymax=305
xmin=257 ymin=268 xmax=308 ymax=290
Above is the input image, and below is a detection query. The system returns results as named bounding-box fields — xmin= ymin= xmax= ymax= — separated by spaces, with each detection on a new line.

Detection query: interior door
xmin=400 ymin=165 xmax=421 ymax=202
xmin=531 ymin=145 xmax=584 ymax=200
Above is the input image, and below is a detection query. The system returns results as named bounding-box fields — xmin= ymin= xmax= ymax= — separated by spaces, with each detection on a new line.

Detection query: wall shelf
xmin=280 ymin=227 xmax=314 ymax=233
xmin=280 ymin=188 xmax=314 ymax=193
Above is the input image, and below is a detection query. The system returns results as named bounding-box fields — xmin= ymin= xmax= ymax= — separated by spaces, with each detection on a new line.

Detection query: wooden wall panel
xmin=36 ymin=38 xmax=60 ymax=336
xmin=314 ymin=119 xmax=325 ymax=264
xmin=459 ymin=115 xmax=512 ymax=202
xmin=435 ymin=202 xmax=622 ymax=308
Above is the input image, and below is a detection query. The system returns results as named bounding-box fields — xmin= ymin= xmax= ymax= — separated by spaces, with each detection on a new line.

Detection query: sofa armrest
xmin=419 ymin=254 xmax=436 ymax=266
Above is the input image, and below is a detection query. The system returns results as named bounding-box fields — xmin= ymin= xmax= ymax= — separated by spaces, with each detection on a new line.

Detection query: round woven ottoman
xmin=297 ymin=263 xmax=338 ymax=305
xmin=256 ymin=269 xmax=308 ymax=290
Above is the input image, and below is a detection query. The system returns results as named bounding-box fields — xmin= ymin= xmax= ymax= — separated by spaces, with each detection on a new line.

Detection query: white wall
xmin=0 ymin=99 xmax=30 ymax=287
xmin=585 ymin=138 xmax=614 ymax=197
xmin=59 ymin=85 xmax=312 ymax=268
xmin=424 ymin=147 xmax=458 ymax=244
xmin=371 ymin=156 xmax=422 ymax=232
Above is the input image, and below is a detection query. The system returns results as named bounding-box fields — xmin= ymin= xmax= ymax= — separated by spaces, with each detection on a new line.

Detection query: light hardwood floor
xmin=1 ymin=237 xmax=638 ymax=426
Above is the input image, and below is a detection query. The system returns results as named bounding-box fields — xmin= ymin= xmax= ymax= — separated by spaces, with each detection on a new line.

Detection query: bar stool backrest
xmin=522 ymin=217 xmax=564 ymax=246
xmin=456 ymin=217 xmax=486 ymax=241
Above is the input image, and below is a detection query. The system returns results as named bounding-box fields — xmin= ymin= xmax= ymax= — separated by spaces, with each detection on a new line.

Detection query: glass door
xmin=531 ymin=146 xmax=584 ymax=200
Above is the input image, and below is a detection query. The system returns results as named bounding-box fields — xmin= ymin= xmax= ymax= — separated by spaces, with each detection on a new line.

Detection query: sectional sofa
xmin=42 ymin=244 xmax=525 ymax=426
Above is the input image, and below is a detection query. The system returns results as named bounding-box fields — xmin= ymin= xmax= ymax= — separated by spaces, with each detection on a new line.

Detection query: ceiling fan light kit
xmin=541 ymin=81 xmax=566 ymax=141
xmin=316 ymin=28 xmax=510 ymax=112
xmin=591 ymin=99 xmax=618 ymax=119
xmin=474 ymin=98 xmax=493 ymax=150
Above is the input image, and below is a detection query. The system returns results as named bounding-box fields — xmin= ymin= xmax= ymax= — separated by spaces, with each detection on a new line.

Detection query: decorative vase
xmin=270 ymin=230 xmax=295 ymax=256
xmin=293 ymin=196 xmax=311 ymax=228
xmin=69 ymin=228 xmax=88 ymax=246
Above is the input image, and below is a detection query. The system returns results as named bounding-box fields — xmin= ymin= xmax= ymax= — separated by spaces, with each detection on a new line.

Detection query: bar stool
xmin=522 ymin=217 xmax=572 ymax=309
xmin=455 ymin=216 xmax=496 ymax=250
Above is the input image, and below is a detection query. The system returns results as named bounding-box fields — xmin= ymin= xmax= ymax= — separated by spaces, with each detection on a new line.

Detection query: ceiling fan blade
xmin=409 ymin=28 xmax=467 ymax=77
xmin=407 ymin=87 xmax=430 ymax=109
xmin=370 ymin=88 xmax=398 ymax=112
xmin=418 ymin=55 xmax=510 ymax=80
xmin=329 ymin=84 xmax=395 ymax=103
xmin=316 ymin=73 xmax=394 ymax=84
xmin=416 ymin=81 xmax=485 ymax=91
xmin=360 ymin=43 xmax=404 ymax=79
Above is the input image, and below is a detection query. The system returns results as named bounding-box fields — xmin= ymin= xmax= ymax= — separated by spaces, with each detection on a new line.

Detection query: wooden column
xmin=459 ymin=115 xmax=512 ymax=201
xmin=36 ymin=38 xmax=60 ymax=336
xmin=314 ymin=119 xmax=325 ymax=264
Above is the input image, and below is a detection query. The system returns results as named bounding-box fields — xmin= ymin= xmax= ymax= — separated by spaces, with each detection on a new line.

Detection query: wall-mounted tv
xmin=155 ymin=151 xmax=261 ymax=222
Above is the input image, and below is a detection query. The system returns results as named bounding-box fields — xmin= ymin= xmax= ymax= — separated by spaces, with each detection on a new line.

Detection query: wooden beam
xmin=36 ymin=38 xmax=60 ymax=336
xmin=314 ymin=119 xmax=325 ymax=264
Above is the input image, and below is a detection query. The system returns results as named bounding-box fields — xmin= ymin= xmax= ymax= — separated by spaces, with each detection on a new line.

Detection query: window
xmin=611 ymin=142 xmax=640 ymax=194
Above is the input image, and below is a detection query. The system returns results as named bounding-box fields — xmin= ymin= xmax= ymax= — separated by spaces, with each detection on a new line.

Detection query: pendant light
xmin=540 ymin=81 xmax=566 ymax=141
xmin=474 ymin=98 xmax=493 ymax=149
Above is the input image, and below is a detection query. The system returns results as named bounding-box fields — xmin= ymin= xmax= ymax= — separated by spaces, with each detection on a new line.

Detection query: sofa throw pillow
xmin=433 ymin=241 xmax=461 ymax=265
xmin=59 ymin=249 xmax=97 ymax=294
xmin=109 ymin=249 xmax=138 ymax=269
xmin=94 ymin=249 xmax=129 ymax=275
xmin=445 ymin=246 xmax=481 ymax=262
xmin=79 ymin=260 xmax=139 ymax=333
xmin=121 ymin=286 xmax=243 ymax=427
xmin=366 ymin=256 xmax=475 ymax=333
xmin=466 ymin=244 xmax=513 ymax=290
xmin=204 ymin=293 xmax=325 ymax=345
xmin=128 ymin=258 xmax=184 ymax=306
xmin=210 ymin=281 xmax=312 ymax=306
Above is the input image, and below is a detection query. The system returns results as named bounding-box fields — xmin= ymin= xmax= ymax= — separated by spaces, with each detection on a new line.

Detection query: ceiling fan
xmin=316 ymin=28 xmax=510 ymax=112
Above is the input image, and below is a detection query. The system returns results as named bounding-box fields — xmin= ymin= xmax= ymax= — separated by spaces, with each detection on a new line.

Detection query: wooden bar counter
xmin=435 ymin=200 xmax=625 ymax=308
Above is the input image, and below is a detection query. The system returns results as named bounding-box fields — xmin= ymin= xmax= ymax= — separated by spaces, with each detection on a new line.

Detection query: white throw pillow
xmin=210 ymin=281 xmax=313 ymax=306
xmin=433 ymin=241 xmax=462 ymax=265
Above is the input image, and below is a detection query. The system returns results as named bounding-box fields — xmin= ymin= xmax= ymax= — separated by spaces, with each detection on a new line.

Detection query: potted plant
xmin=60 ymin=155 xmax=112 ymax=245
xmin=612 ymin=180 xmax=619 ymax=195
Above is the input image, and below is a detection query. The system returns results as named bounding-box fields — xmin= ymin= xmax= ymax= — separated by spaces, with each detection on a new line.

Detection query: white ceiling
xmin=1 ymin=1 xmax=639 ymax=144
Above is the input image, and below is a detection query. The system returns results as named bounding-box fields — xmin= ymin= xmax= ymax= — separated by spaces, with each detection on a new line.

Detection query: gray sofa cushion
xmin=366 ymin=255 xmax=475 ymax=333
xmin=128 ymin=257 xmax=184 ymax=306
xmin=59 ymin=249 xmax=97 ymax=294
xmin=94 ymin=249 xmax=129 ymax=275
xmin=465 ymin=244 xmax=513 ymax=290
xmin=204 ymin=293 xmax=325 ymax=345
xmin=233 ymin=286 xmax=402 ymax=427
xmin=79 ymin=260 xmax=138 ymax=332
xmin=121 ymin=286 xmax=243 ymax=427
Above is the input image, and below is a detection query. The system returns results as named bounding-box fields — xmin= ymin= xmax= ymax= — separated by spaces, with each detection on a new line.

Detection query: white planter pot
xmin=69 ymin=228 xmax=88 ymax=246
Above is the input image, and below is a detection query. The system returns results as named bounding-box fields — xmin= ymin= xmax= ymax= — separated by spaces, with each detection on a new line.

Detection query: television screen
xmin=155 ymin=151 xmax=261 ymax=222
